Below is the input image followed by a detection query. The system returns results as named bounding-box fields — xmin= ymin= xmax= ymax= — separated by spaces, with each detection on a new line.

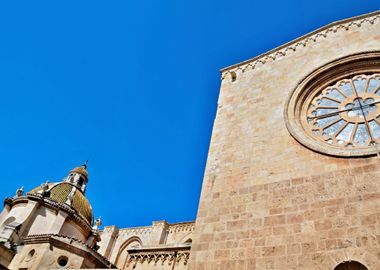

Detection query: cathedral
xmin=1 ymin=10 xmax=380 ymax=270
xmin=0 ymin=165 xmax=193 ymax=269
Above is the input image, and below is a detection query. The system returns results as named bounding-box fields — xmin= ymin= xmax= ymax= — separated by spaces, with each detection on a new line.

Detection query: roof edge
xmin=117 ymin=220 xmax=195 ymax=232
xmin=220 ymin=10 xmax=380 ymax=73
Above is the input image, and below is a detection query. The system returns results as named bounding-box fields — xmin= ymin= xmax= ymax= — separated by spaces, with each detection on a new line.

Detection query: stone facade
xmin=188 ymin=10 xmax=380 ymax=270
xmin=99 ymin=221 xmax=194 ymax=270
xmin=0 ymin=165 xmax=194 ymax=270
xmin=0 ymin=165 xmax=115 ymax=270
xmin=1 ymin=10 xmax=380 ymax=270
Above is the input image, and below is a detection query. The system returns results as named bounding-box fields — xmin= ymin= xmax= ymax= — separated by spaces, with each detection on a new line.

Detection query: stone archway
xmin=334 ymin=261 xmax=368 ymax=270
xmin=318 ymin=248 xmax=380 ymax=270
xmin=114 ymin=236 xmax=142 ymax=270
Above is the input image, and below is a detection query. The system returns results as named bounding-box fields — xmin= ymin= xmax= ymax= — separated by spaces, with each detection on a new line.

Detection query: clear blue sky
xmin=0 ymin=1 xmax=378 ymax=228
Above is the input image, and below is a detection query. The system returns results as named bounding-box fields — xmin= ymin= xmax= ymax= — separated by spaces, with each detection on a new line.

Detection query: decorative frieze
xmin=221 ymin=11 xmax=380 ymax=81
xmin=23 ymin=234 xmax=115 ymax=268
xmin=119 ymin=226 xmax=153 ymax=236
xmin=127 ymin=250 xmax=190 ymax=267
xmin=176 ymin=251 xmax=190 ymax=265
xmin=168 ymin=222 xmax=195 ymax=234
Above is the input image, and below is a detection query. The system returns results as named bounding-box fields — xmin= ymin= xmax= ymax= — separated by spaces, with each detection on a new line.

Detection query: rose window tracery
xmin=306 ymin=74 xmax=380 ymax=148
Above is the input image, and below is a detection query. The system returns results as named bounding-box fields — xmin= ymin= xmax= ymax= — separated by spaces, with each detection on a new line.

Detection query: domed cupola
xmin=28 ymin=163 xmax=94 ymax=225
xmin=0 ymin=163 xmax=115 ymax=269
xmin=64 ymin=163 xmax=89 ymax=193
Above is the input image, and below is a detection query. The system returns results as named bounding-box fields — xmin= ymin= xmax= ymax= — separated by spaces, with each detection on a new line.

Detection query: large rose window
xmin=285 ymin=52 xmax=380 ymax=157
xmin=306 ymin=74 xmax=380 ymax=148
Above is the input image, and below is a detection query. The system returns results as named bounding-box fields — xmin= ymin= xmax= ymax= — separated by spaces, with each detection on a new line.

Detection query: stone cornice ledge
xmin=24 ymin=193 xmax=93 ymax=232
xmin=168 ymin=221 xmax=195 ymax=233
xmin=24 ymin=234 xmax=116 ymax=268
xmin=119 ymin=226 xmax=153 ymax=236
xmin=127 ymin=249 xmax=190 ymax=267
xmin=221 ymin=10 xmax=380 ymax=80
xmin=127 ymin=244 xmax=191 ymax=253
xmin=116 ymin=221 xmax=195 ymax=236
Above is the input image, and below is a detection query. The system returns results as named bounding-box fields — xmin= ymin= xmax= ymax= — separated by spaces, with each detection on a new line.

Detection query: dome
xmin=29 ymin=182 xmax=93 ymax=225
xmin=49 ymin=183 xmax=93 ymax=224
xmin=26 ymin=164 xmax=93 ymax=225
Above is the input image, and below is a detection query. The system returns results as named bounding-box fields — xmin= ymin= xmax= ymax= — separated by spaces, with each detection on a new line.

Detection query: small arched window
xmin=77 ymin=177 xmax=84 ymax=186
xmin=3 ymin=216 xmax=16 ymax=226
xmin=1 ymin=216 xmax=16 ymax=231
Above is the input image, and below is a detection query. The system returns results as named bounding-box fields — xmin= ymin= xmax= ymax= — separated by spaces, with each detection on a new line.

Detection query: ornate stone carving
xmin=221 ymin=11 xmax=380 ymax=81
xmin=119 ymin=226 xmax=153 ymax=236
xmin=285 ymin=52 xmax=380 ymax=157
xmin=93 ymin=217 xmax=102 ymax=231
xmin=127 ymin=250 xmax=190 ymax=267
xmin=168 ymin=222 xmax=195 ymax=234
xmin=23 ymin=233 xmax=114 ymax=267
xmin=177 ymin=251 xmax=190 ymax=265
xmin=15 ymin=187 xmax=24 ymax=198
xmin=40 ymin=181 xmax=50 ymax=197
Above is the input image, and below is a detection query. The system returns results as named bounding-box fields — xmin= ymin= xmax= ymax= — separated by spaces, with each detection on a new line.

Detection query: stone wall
xmin=189 ymin=11 xmax=380 ymax=270
xmin=99 ymin=221 xmax=194 ymax=270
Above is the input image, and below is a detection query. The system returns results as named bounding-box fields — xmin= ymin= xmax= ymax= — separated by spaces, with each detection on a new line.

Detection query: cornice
xmin=127 ymin=248 xmax=190 ymax=267
xmin=128 ymin=244 xmax=191 ymax=253
xmin=119 ymin=226 xmax=153 ymax=236
xmin=24 ymin=234 xmax=115 ymax=268
xmin=11 ymin=193 xmax=93 ymax=232
xmin=117 ymin=221 xmax=195 ymax=236
xmin=221 ymin=10 xmax=380 ymax=80
xmin=168 ymin=221 xmax=195 ymax=234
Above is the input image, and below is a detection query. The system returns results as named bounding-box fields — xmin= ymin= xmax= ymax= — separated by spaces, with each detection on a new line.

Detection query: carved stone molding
xmin=127 ymin=250 xmax=190 ymax=268
xmin=221 ymin=11 xmax=380 ymax=81
xmin=24 ymin=193 xmax=93 ymax=232
xmin=23 ymin=234 xmax=115 ymax=268
xmin=119 ymin=226 xmax=153 ymax=236
xmin=168 ymin=222 xmax=195 ymax=234
xmin=176 ymin=251 xmax=190 ymax=265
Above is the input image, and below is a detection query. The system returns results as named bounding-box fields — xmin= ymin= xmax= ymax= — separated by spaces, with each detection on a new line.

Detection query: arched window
xmin=334 ymin=261 xmax=368 ymax=270
xmin=2 ymin=216 xmax=16 ymax=226
xmin=115 ymin=237 xmax=142 ymax=270
xmin=0 ymin=216 xmax=16 ymax=232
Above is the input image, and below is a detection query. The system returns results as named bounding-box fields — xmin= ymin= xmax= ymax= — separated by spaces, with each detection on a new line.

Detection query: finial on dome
xmin=15 ymin=186 xmax=24 ymax=198
xmin=93 ymin=216 xmax=102 ymax=231
xmin=40 ymin=181 xmax=50 ymax=197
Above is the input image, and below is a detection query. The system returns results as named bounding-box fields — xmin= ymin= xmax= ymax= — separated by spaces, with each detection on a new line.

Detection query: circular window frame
xmin=57 ymin=255 xmax=69 ymax=268
xmin=285 ymin=51 xmax=380 ymax=157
